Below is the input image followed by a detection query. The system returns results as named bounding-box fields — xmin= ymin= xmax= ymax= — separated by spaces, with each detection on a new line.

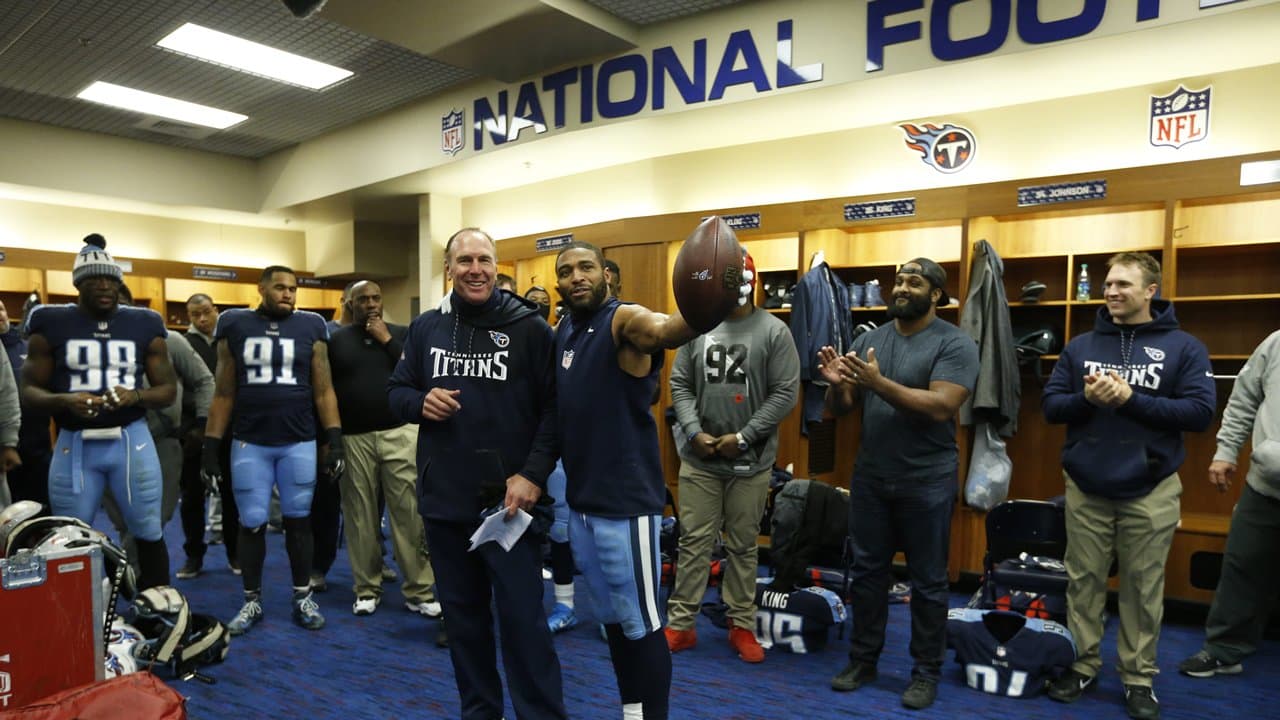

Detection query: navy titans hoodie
xmin=388 ymin=290 xmax=557 ymax=523
xmin=1042 ymin=299 xmax=1215 ymax=500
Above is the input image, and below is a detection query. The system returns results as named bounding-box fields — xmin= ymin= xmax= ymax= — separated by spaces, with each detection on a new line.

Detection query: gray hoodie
xmin=1214 ymin=329 xmax=1280 ymax=499
xmin=0 ymin=348 xmax=18 ymax=449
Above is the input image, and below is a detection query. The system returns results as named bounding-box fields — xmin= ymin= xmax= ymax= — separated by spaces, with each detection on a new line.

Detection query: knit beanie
xmin=72 ymin=234 xmax=123 ymax=286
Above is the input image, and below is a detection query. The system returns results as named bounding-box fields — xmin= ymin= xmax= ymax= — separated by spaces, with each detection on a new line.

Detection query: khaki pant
xmin=342 ymin=424 xmax=435 ymax=602
xmin=667 ymin=463 xmax=770 ymax=631
xmin=1064 ymin=473 xmax=1181 ymax=686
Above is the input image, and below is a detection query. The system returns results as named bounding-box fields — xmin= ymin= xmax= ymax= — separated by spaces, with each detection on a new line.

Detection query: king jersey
xmin=947 ymin=608 xmax=1076 ymax=698
xmin=216 ymin=309 xmax=328 ymax=445
xmin=753 ymin=583 xmax=847 ymax=654
xmin=26 ymin=304 xmax=166 ymax=431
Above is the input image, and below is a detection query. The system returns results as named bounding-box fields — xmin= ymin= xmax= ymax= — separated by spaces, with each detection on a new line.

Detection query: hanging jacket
xmin=959 ymin=239 xmax=1021 ymax=435
xmin=789 ymin=262 xmax=853 ymax=430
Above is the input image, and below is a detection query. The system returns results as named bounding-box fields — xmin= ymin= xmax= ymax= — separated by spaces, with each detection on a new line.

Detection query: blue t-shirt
xmin=852 ymin=318 xmax=979 ymax=479
xmin=26 ymin=304 xmax=167 ymax=431
xmin=947 ymin=608 xmax=1076 ymax=698
xmin=554 ymin=299 xmax=664 ymax=517
xmin=216 ymin=308 xmax=329 ymax=445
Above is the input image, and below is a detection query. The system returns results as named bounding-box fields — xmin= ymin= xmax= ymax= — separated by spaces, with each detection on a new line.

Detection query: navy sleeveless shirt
xmin=554 ymin=298 xmax=665 ymax=517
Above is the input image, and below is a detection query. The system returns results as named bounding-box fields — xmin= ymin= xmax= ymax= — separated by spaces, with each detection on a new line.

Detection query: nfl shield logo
xmin=98 ymin=321 xmax=108 ymax=330
xmin=1150 ymin=85 xmax=1211 ymax=149
xmin=441 ymin=109 xmax=465 ymax=156
xmin=561 ymin=350 xmax=574 ymax=369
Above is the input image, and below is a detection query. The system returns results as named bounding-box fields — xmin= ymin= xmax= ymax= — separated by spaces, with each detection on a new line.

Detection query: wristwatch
xmin=736 ymin=433 xmax=749 ymax=452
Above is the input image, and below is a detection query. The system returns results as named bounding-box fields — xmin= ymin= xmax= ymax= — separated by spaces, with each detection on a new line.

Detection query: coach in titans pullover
xmin=1043 ymin=298 xmax=1215 ymax=499
xmin=388 ymin=289 xmax=558 ymax=522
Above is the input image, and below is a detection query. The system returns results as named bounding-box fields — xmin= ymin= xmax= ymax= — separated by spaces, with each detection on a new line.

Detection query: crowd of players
xmin=0 ymin=229 xmax=1274 ymax=720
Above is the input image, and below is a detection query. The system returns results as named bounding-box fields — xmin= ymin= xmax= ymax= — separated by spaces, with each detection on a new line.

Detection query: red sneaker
xmin=729 ymin=626 xmax=765 ymax=663
xmin=664 ymin=626 xmax=697 ymax=653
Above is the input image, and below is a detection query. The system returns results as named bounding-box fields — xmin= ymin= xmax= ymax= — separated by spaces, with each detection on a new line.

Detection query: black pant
xmin=425 ymin=519 xmax=566 ymax=720
xmin=8 ymin=446 xmax=51 ymax=512
xmin=310 ymin=469 xmax=341 ymax=575
xmin=846 ymin=470 xmax=956 ymax=681
xmin=179 ymin=438 xmax=238 ymax=564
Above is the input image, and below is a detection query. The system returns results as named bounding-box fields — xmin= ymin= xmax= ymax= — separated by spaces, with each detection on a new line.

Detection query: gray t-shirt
xmin=670 ymin=308 xmax=801 ymax=476
xmin=852 ymin=317 xmax=979 ymax=479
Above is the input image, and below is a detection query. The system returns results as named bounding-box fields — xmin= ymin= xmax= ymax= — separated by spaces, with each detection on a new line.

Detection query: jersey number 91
xmin=244 ymin=337 xmax=297 ymax=385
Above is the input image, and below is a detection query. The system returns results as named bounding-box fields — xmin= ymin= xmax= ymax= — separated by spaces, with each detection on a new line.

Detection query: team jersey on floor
xmin=753 ymin=583 xmax=847 ymax=654
xmin=947 ymin=607 xmax=1077 ymax=698
xmin=215 ymin=308 xmax=328 ymax=446
xmin=26 ymin=304 xmax=166 ymax=431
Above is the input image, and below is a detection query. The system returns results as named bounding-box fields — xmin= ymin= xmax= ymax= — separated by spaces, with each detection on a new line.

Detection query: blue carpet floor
xmin=131 ymin=517 xmax=1279 ymax=719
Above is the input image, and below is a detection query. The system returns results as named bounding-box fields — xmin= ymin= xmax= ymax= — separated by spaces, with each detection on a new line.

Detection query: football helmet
xmin=104 ymin=619 xmax=145 ymax=678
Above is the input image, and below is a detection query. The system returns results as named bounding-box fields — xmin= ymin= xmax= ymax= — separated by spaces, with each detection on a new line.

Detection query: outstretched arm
xmin=613 ymin=304 xmax=700 ymax=356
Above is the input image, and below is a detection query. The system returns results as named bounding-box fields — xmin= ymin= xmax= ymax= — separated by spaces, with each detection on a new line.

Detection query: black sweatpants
xmin=424 ymin=519 xmax=566 ymax=720
xmin=179 ymin=438 xmax=238 ymax=564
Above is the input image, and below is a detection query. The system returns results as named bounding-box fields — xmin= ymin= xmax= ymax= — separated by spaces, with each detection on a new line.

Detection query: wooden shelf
xmin=1179 ymin=512 xmax=1231 ymax=537
xmin=1170 ymin=293 xmax=1280 ymax=303
xmin=1009 ymin=300 xmax=1068 ymax=307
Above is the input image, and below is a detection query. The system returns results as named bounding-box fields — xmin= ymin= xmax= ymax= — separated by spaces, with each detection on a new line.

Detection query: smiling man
xmin=551 ymin=239 xmax=743 ymax=720
xmin=817 ymin=257 xmax=978 ymax=710
xmin=388 ymin=228 xmax=566 ymax=720
xmin=1042 ymin=252 xmax=1215 ymax=720
xmin=21 ymin=234 xmax=178 ymax=590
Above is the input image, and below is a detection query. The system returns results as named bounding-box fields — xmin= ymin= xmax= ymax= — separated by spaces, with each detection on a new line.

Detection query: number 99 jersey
xmin=216 ymin=308 xmax=329 ymax=446
xmin=26 ymin=304 xmax=166 ymax=431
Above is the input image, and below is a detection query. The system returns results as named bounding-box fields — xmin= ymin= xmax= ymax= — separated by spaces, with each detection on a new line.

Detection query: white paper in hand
xmin=467 ymin=507 xmax=533 ymax=552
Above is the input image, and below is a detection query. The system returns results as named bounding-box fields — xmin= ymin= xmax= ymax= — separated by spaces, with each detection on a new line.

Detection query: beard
xmin=260 ymin=300 xmax=293 ymax=319
xmin=565 ymin=278 xmax=609 ymax=316
xmin=886 ymin=293 xmax=932 ymax=321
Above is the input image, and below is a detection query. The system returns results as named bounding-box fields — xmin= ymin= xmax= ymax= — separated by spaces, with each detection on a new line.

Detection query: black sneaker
xmin=435 ymin=617 xmax=449 ymax=648
xmin=175 ymin=559 xmax=202 ymax=580
xmin=901 ymin=678 xmax=938 ymax=710
xmin=292 ymin=590 xmax=326 ymax=631
xmin=1124 ymin=684 xmax=1160 ymax=720
xmin=1048 ymin=668 xmax=1096 ymax=703
xmin=831 ymin=662 xmax=877 ymax=692
xmin=1178 ymin=650 xmax=1242 ymax=678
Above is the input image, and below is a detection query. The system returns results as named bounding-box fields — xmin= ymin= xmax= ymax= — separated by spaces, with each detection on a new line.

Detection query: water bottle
xmin=1076 ymin=263 xmax=1091 ymax=302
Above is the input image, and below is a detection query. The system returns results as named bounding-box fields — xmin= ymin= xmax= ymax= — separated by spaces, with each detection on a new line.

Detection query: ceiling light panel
xmin=76 ymin=81 xmax=247 ymax=129
xmin=157 ymin=22 xmax=353 ymax=90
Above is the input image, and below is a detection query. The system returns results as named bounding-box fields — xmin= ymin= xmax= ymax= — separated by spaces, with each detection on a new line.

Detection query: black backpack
xmin=769 ymin=479 xmax=850 ymax=590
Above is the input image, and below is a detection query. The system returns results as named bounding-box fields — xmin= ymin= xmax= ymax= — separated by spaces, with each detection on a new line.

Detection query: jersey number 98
xmin=66 ymin=339 xmax=136 ymax=392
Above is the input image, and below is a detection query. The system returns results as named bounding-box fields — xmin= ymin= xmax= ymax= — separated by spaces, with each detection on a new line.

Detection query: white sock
xmin=554 ymin=583 xmax=574 ymax=608
xmin=622 ymin=703 xmax=643 ymax=719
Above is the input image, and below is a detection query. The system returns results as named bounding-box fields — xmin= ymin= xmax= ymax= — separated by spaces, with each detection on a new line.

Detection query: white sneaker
xmin=541 ymin=567 xmax=553 ymax=581
xmin=405 ymin=599 xmax=442 ymax=618
xmin=352 ymin=596 xmax=380 ymax=616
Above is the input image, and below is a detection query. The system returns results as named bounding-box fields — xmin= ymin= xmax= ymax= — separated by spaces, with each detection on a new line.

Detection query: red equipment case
xmin=0 ymin=545 xmax=105 ymax=710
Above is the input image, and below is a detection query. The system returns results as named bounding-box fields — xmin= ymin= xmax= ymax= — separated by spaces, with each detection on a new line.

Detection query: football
xmin=672 ymin=215 xmax=744 ymax=333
